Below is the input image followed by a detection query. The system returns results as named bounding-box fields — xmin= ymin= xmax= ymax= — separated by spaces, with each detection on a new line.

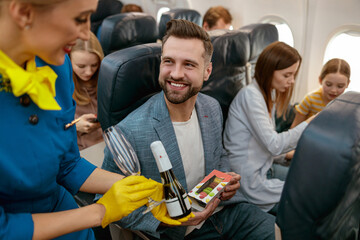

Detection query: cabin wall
xmin=239 ymin=0 xmax=308 ymax=102
xmin=302 ymin=0 xmax=360 ymax=101
xmin=115 ymin=0 xmax=359 ymax=102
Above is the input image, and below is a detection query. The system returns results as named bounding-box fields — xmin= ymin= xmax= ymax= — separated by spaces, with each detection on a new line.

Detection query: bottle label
xmin=165 ymin=194 xmax=191 ymax=217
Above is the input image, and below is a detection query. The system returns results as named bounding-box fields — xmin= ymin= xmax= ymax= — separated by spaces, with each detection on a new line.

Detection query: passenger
xmin=100 ymin=19 xmax=275 ymax=240
xmin=121 ymin=3 xmax=143 ymax=13
xmin=290 ymin=58 xmax=351 ymax=128
xmin=202 ymin=6 xmax=233 ymax=31
xmin=0 ymin=0 xmax=174 ymax=239
xmin=70 ymin=32 xmax=104 ymax=150
xmin=223 ymin=41 xmax=316 ymax=215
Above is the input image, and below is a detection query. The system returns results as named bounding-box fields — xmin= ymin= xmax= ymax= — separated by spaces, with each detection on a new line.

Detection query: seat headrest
xmin=208 ymin=29 xmax=232 ymax=41
xmin=90 ymin=0 xmax=123 ymax=34
xmin=201 ymin=30 xmax=250 ymax=121
xmin=158 ymin=9 xmax=202 ymax=40
xmin=239 ymin=23 xmax=278 ymax=62
xmin=98 ymin=43 xmax=162 ymax=130
xmin=276 ymin=91 xmax=360 ymax=239
xmin=99 ymin=12 xmax=158 ymax=55
xmin=211 ymin=30 xmax=250 ymax=67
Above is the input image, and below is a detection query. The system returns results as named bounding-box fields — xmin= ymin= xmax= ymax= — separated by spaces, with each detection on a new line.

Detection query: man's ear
xmin=203 ymin=22 xmax=210 ymax=31
xmin=8 ymin=1 xmax=35 ymax=29
xmin=318 ymin=77 xmax=322 ymax=85
xmin=204 ymin=62 xmax=212 ymax=82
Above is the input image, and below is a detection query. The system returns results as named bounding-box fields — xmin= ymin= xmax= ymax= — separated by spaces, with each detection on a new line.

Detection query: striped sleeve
xmin=295 ymin=95 xmax=311 ymax=115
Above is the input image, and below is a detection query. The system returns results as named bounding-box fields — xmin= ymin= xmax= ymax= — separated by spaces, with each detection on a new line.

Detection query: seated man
xmin=100 ymin=19 xmax=274 ymax=239
xmin=202 ymin=6 xmax=233 ymax=31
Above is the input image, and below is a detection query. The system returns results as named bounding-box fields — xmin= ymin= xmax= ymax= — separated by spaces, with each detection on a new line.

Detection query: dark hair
xmin=203 ymin=6 xmax=232 ymax=29
xmin=121 ymin=4 xmax=143 ymax=13
xmin=162 ymin=19 xmax=213 ymax=63
xmin=319 ymin=58 xmax=351 ymax=82
xmin=255 ymin=41 xmax=302 ymax=118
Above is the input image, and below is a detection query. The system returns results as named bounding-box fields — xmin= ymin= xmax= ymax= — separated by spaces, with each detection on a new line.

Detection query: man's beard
xmin=159 ymin=78 xmax=203 ymax=104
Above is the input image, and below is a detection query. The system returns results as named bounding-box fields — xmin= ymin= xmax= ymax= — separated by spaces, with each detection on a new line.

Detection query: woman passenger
xmin=223 ymin=41 xmax=315 ymax=215
xmin=0 ymin=0 xmax=174 ymax=239
xmin=70 ymin=32 xmax=103 ymax=150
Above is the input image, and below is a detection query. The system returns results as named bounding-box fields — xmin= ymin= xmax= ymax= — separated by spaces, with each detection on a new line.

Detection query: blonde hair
xmin=0 ymin=0 xmax=65 ymax=12
xmin=70 ymin=32 xmax=104 ymax=105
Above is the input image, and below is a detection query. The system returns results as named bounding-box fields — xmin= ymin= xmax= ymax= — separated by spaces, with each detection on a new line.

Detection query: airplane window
xmin=323 ymin=31 xmax=360 ymax=92
xmin=272 ymin=23 xmax=294 ymax=47
xmin=157 ymin=7 xmax=170 ymax=23
xmin=261 ymin=17 xmax=294 ymax=47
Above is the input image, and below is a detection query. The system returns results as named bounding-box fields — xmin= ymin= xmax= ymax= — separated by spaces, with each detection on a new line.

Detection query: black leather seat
xmin=99 ymin=12 xmax=158 ymax=56
xmin=158 ymin=9 xmax=202 ymax=40
xmin=239 ymin=23 xmax=278 ymax=83
xmin=201 ymin=30 xmax=250 ymax=122
xmin=98 ymin=43 xmax=162 ymax=130
xmin=276 ymin=91 xmax=360 ymax=240
xmin=90 ymin=0 xmax=123 ymax=35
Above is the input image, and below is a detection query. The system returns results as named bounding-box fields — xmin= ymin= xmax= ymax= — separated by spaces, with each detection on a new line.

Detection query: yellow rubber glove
xmin=97 ymin=175 xmax=158 ymax=228
xmin=150 ymin=181 xmax=194 ymax=225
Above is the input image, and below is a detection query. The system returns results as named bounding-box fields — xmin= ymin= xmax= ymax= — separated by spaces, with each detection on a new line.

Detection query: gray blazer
xmin=101 ymin=92 xmax=241 ymax=239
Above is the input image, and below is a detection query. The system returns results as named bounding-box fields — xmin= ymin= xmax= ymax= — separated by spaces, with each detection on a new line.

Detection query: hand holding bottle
xmin=150 ymin=181 xmax=195 ymax=225
xmin=151 ymin=141 xmax=192 ymax=219
xmin=96 ymin=176 xmax=157 ymax=228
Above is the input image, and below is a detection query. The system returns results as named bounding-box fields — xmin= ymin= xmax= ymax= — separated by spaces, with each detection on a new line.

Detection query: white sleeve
xmin=236 ymin=87 xmax=307 ymax=156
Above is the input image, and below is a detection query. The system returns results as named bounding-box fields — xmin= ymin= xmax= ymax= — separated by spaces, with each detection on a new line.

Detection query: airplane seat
xmin=239 ymin=23 xmax=279 ymax=84
xmin=90 ymin=0 xmax=123 ymax=35
xmin=276 ymin=91 xmax=360 ymax=240
xmin=158 ymin=8 xmax=202 ymax=40
xmin=208 ymin=29 xmax=231 ymax=41
xmin=98 ymin=42 xmax=162 ymax=131
xmin=99 ymin=12 xmax=158 ymax=56
xmin=95 ymin=43 xmax=162 ymax=240
xmin=201 ymin=30 xmax=250 ymax=122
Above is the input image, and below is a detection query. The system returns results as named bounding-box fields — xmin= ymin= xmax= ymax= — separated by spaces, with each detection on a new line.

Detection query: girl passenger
xmin=70 ymin=32 xmax=103 ymax=150
xmin=223 ymin=41 xmax=315 ymax=215
xmin=291 ymin=58 xmax=351 ymax=128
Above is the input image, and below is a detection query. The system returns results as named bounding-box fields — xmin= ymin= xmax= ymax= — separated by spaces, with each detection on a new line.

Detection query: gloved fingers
xmin=177 ymin=212 xmax=195 ymax=222
xmin=127 ymin=189 xmax=157 ymax=202
xmin=126 ymin=181 xmax=158 ymax=193
xmin=101 ymin=213 xmax=112 ymax=228
xmin=156 ymin=215 xmax=182 ymax=225
xmin=147 ymin=183 xmax=164 ymax=202
xmin=117 ymin=175 xmax=158 ymax=188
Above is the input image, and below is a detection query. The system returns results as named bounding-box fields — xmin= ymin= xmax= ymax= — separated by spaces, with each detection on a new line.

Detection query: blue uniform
xmin=0 ymin=56 xmax=97 ymax=239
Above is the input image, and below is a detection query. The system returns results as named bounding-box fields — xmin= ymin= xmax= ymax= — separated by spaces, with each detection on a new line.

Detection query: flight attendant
xmin=0 ymin=0 xmax=177 ymax=239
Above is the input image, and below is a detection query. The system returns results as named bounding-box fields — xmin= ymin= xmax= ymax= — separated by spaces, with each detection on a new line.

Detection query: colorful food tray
xmin=188 ymin=170 xmax=232 ymax=207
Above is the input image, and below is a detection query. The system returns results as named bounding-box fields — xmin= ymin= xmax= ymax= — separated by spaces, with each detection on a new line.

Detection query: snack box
xmin=188 ymin=170 xmax=232 ymax=208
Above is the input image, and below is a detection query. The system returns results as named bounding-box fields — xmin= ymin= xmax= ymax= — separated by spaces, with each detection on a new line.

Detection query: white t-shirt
xmin=173 ymin=108 xmax=205 ymax=190
xmin=173 ymin=108 xmax=223 ymax=235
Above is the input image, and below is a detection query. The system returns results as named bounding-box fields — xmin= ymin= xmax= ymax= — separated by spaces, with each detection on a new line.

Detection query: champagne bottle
xmin=150 ymin=141 xmax=191 ymax=219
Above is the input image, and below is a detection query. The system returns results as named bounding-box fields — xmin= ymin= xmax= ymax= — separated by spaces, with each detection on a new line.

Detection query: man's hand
xmin=180 ymin=198 xmax=220 ymax=226
xmin=220 ymin=172 xmax=241 ymax=201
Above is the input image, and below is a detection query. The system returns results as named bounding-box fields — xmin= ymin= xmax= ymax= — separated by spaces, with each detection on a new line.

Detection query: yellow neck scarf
xmin=0 ymin=50 xmax=61 ymax=110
